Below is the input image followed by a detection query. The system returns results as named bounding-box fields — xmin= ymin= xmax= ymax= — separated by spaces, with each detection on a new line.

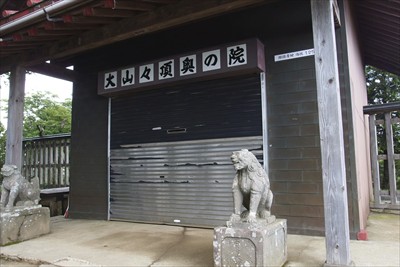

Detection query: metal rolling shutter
xmin=109 ymin=75 xmax=263 ymax=227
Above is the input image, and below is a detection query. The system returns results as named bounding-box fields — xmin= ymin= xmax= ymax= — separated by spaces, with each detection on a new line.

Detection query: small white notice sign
xmin=274 ymin=48 xmax=314 ymax=62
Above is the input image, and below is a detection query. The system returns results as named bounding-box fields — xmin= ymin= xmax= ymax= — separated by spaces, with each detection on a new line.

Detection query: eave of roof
xmin=0 ymin=0 xmax=268 ymax=74
xmin=0 ymin=0 xmax=399 ymax=76
xmin=352 ymin=0 xmax=400 ymax=76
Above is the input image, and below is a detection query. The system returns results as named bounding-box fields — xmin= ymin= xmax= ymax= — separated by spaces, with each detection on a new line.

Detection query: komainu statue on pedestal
xmin=230 ymin=149 xmax=274 ymax=224
xmin=213 ymin=149 xmax=287 ymax=267
xmin=0 ymin=164 xmax=40 ymax=209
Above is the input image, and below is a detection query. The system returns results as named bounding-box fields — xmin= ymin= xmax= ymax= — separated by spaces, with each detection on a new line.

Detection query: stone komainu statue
xmin=230 ymin=149 xmax=273 ymax=223
xmin=0 ymin=164 xmax=40 ymax=209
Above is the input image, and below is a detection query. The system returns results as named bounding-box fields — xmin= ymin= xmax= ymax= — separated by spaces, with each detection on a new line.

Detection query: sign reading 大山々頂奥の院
xmin=98 ymin=38 xmax=265 ymax=96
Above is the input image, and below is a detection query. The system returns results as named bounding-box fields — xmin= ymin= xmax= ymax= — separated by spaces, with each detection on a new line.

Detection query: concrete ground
xmin=0 ymin=212 xmax=399 ymax=267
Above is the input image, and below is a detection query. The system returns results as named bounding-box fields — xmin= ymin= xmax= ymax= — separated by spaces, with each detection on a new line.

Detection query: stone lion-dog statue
xmin=0 ymin=164 xmax=40 ymax=209
xmin=230 ymin=149 xmax=274 ymax=224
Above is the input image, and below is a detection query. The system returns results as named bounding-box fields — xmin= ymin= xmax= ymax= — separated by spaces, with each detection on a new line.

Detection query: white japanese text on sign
xmin=98 ymin=39 xmax=265 ymax=95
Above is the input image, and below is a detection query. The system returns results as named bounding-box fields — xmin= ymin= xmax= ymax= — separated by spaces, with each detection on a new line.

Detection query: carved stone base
xmin=0 ymin=205 xmax=50 ymax=246
xmin=213 ymin=219 xmax=287 ymax=267
xmin=323 ymin=260 xmax=355 ymax=267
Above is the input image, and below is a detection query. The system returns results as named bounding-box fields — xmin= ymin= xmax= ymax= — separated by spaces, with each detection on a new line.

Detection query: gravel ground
xmin=0 ymin=256 xmax=40 ymax=267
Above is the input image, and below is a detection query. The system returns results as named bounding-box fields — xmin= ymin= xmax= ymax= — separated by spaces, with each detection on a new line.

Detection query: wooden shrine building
xmin=1 ymin=0 xmax=399 ymax=266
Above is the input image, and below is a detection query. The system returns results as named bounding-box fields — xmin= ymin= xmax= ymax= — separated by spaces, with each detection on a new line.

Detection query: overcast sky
xmin=0 ymin=72 xmax=72 ymax=127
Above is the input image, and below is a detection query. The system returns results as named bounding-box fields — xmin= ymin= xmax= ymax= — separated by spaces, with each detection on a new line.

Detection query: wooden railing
xmin=364 ymin=102 xmax=400 ymax=210
xmin=22 ymin=134 xmax=71 ymax=189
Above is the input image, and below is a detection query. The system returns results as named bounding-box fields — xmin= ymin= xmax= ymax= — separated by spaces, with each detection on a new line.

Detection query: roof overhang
xmin=352 ymin=0 xmax=400 ymax=76
xmin=0 ymin=0 xmax=268 ymax=75
xmin=0 ymin=0 xmax=399 ymax=76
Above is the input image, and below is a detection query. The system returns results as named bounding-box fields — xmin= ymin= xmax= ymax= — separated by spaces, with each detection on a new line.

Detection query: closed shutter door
xmin=110 ymin=75 xmax=263 ymax=227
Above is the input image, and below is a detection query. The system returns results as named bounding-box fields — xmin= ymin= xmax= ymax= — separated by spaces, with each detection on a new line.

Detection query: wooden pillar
xmin=310 ymin=0 xmax=352 ymax=266
xmin=260 ymin=72 xmax=269 ymax=174
xmin=6 ymin=66 xmax=26 ymax=170
xmin=368 ymin=114 xmax=381 ymax=206
xmin=384 ymin=112 xmax=397 ymax=204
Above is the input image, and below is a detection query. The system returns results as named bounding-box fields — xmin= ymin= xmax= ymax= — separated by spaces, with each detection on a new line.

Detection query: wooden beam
xmin=0 ymin=0 xmax=266 ymax=72
xmin=83 ymin=7 xmax=137 ymax=17
xmin=52 ymin=0 xmax=266 ymax=57
xmin=104 ymin=0 xmax=156 ymax=11
xmin=27 ymin=0 xmax=44 ymax=7
xmin=27 ymin=27 xmax=79 ymax=37
xmin=310 ymin=0 xmax=352 ymax=266
xmin=28 ymin=63 xmax=77 ymax=82
xmin=62 ymin=15 xmax=117 ymax=24
xmin=43 ymin=21 xmax=98 ymax=31
xmin=81 ymin=0 xmax=261 ymax=41
xmin=6 ymin=65 xmax=25 ymax=170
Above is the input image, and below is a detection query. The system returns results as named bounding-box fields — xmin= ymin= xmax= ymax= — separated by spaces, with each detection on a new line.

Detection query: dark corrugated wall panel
xmin=109 ymin=75 xmax=263 ymax=226
xmin=110 ymin=75 xmax=262 ymax=148
xmin=69 ymin=71 xmax=109 ymax=219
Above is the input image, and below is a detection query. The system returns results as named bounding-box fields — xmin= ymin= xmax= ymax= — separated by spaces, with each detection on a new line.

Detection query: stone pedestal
xmin=214 ymin=219 xmax=287 ymax=267
xmin=0 ymin=205 xmax=50 ymax=246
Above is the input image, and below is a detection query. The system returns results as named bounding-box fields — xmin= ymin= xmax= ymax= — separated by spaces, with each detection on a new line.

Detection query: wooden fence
xmin=22 ymin=134 xmax=71 ymax=189
xmin=364 ymin=102 xmax=400 ymax=210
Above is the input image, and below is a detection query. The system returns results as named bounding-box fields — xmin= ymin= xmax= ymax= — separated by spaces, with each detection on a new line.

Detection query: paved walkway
xmin=0 ymin=212 xmax=399 ymax=266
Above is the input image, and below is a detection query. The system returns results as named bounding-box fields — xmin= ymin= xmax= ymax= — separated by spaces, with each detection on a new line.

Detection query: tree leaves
xmin=366 ymin=66 xmax=400 ymax=189
xmin=366 ymin=66 xmax=400 ymax=105
xmin=23 ymin=91 xmax=71 ymax=138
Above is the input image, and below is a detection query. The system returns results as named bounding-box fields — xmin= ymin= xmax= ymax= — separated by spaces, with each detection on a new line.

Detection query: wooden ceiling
xmin=0 ymin=0 xmax=266 ymax=75
xmin=0 ymin=0 xmax=399 ymax=77
xmin=352 ymin=0 xmax=400 ymax=76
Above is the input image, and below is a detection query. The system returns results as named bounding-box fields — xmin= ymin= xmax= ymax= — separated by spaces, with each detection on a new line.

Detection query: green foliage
xmin=366 ymin=66 xmax=400 ymax=189
xmin=0 ymin=91 xmax=71 ymax=172
xmin=23 ymin=91 xmax=71 ymax=138
xmin=366 ymin=66 xmax=400 ymax=105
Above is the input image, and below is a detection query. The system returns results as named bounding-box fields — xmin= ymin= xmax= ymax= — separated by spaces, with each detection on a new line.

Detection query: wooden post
xmin=6 ymin=66 xmax=26 ymax=170
xmin=260 ymin=72 xmax=269 ymax=174
xmin=368 ymin=114 xmax=381 ymax=206
xmin=384 ymin=112 xmax=397 ymax=204
xmin=311 ymin=0 xmax=352 ymax=266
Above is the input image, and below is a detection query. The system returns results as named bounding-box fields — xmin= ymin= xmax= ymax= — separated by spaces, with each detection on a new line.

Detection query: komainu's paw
xmin=259 ymin=210 xmax=271 ymax=219
xmin=243 ymin=212 xmax=257 ymax=223
xmin=240 ymin=210 xmax=249 ymax=219
xmin=229 ymin=214 xmax=241 ymax=223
